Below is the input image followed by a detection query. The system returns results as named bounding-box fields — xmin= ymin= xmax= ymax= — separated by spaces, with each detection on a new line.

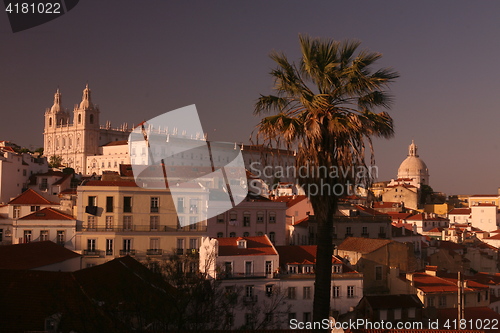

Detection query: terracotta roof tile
xmin=8 ymin=189 xmax=58 ymax=205
xmin=337 ymin=237 xmax=392 ymax=254
xmin=18 ymin=207 xmax=75 ymax=220
xmin=272 ymin=195 xmax=308 ymax=207
xmin=217 ymin=235 xmax=277 ymax=256
xmin=0 ymin=241 xmax=81 ymax=270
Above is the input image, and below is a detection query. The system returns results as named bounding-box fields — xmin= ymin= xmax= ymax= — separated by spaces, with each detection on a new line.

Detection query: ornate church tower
xmin=72 ymin=84 xmax=100 ymax=173
xmin=397 ymin=140 xmax=429 ymax=186
xmin=44 ymin=89 xmax=70 ymax=158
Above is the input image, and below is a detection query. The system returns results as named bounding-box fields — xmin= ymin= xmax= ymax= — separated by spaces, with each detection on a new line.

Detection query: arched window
xmin=216 ymin=232 xmax=223 ymax=238
xmin=62 ymin=138 xmax=66 ymax=147
xmin=78 ymin=114 xmax=81 ymax=124
xmin=229 ymin=232 xmax=236 ymax=238
xmin=89 ymin=114 xmax=94 ymax=124
xmin=243 ymin=232 xmax=249 ymax=237
xmin=49 ymin=117 xmax=52 ymax=127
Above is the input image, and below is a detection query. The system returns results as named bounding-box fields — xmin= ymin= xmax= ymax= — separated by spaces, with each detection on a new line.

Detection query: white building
xmin=0 ymin=146 xmax=48 ymax=204
xmin=470 ymin=203 xmax=500 ymax=232
xmin=199 ymin=236 xmax=363 ymax=329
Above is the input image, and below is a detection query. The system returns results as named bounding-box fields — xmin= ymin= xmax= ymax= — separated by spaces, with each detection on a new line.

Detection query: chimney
xmin=425 ymin=266 xmax=438 ymax=276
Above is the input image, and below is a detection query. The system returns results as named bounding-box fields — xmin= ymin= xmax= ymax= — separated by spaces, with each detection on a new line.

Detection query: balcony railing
xmin=146 ymin=249 xmax=163 ymax=256
xmin=243 ymin=295 xmax=258 ymax=304
xmin=176 ymin=248 xmax=184 ymax=255
xmin=80 ymin=225 xmax=207 ymax=232
xmin=120 ymin=249 xmax=136 ymax=256
xmin=83 ymin=249 xmax=102 ymax=257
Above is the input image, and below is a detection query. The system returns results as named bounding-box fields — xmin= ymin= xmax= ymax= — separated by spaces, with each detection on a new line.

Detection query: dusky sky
xmin=1 ymin=1 xmax=500 ymax=195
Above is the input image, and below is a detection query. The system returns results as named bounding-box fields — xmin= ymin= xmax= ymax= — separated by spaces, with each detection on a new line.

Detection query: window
xmin=150 ymin=216 xmax=159 ymax=231
xmin=13 ymin=206 xmax=20 ymax=219
xmin=439 ymin=295 xmax=446 ymax=307
xmin=288 ymin=313 xmax=296 ymax=321
xmin=57 ymin=230 xmax=65 ymax=245
xmin=106 ymin=196 xmax=113 ymax=212
xmin=266 ymin=284 xmax=273 ymax=297
xmin=246 ymin=285 xmax=254 ymax=297
xmin=332 ymin=264 xmax=342 ymax=273
xmin=229 ymin=232 xmax=236 ymax=237
xmin=150 ymin=238 xmax=160 ymax=250
xmin=189 ymin=238 xmax=198 ymax=250
xmin=243 ymin=232 xmax=249 ymax=237
xmin=288 ymin=287 xmax=297 ymax=299
xmin=23 ymin=230 xmax=32 ymax=243
xmin=123 ymin=196 xmax=132 ymax=212
xmin=177 ymin=238 xmax=185 ymax=255
xmin=347 ymin=286 xmax=355 ymax=298
xmin=105 ymin=216 xmax=113 ymax=230
xmin=106 ymin=239 xmax=113 ymax=255
xmin=87 ymin=216 xmax=96 ymax=230
xmin=303 ymin=312 xmax=312 ymax=322
xmin=269 ymin=232 xmax=275 ymax=243
xmin=78 ymin=114 xmax=81 ymax=124
xmin=428 ymin=296 xmax=435 ymax=307
xmin=216 ymin=213 xmax=224 ymax=223
xmin=174 ymin=197 xmax=184 ymax=214
xmin=123 ymin=239 xmax=132 ymax=252
xmin=243 ymin=212 xmax=250 ymax=227
xmin=0 ymin=229 xmax=3 ymax=242
xmin=189 ymin=217 xmax=197 ymax=230
xmin=123 ymin=216 xmax=132 ymax=231
xmin=87 ymin=239 xmax=96 ymax=251
xmin=257 ymin=212 xmax=264 ymax=223
xmin=40 ymin=178 xmax=48 ymax=190
xmin=189 ymin=199 xmax=198 ymax=214
xmin=269 ymin=212 xmax=276 ymax=223
xmin=408 ymin=307 xmax=416 ymax=318
xmin=245 ymin=261 xmax=253 ymax=276
xmin=40 ymin=230 xmax=48 ymax=241
xmin=264 ymin=312 xmax=273 ymax=324
xmin=265 ymin=261 xmax=272 ymax=275
xmin=375 ymin=266 xmax=383 ymax=280
xmin=30 ymin=205 xmax=40 ymax=212
xmin=379 ymin=309 xmax=387 ymax=320
xmin=332 ymin=286 xmax=340 ymax=298
xmin=245 ymin=313 xmax=253 ymax=327
xmin=88 ymin=196 xmax=97 ymax=207
xmin=89 ymin=114 xmax=94 ymax=124
xmin=150 ymin=197 xmax=159 ymax=213
xmin=216 ymin=232 xmax=223 ymax=238
xmin=346 ymin=226 xmax=352 ymax=235
xmin=362 ymin=226 xmax=368 ymax=235
xmin=303 ymin=286 xmax=312 ymax=299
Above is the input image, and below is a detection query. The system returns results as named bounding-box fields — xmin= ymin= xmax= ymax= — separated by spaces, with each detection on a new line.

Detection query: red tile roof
xmin=8 ymin=189 xmax=58 ymax=205
xmin=18 ymin=207 xmax=75 ymax=220
xmin=293 ymin=216 xmax=309 ymax=228
xmin=411 ymin=272 xmax=487 ymax=293
xmin=372 ymin=201 xmax=402 ymax=209
xmin=387 ymin=212 xmax=413 ymax=220
xmin=272 ymin=195 xmax=308 ymax=207
xmin=437 ymin=240 xmax=465 ymax=251
xmin=0 ymin=241 xmax=81 ymax=270
xmin=448 ymin=208 xmax=471 ymax=215
xmin=217 ymin=235 xmax=277 ymax=256
xmin=354 ymin=204 xmax=389 ymax=216
xmin=337 ymin=237 xmax=392 ymax=254
xmin=407 ymin=213 xmax=449 ymax=221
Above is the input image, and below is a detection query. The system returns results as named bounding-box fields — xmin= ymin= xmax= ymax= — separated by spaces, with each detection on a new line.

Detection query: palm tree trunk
xmin=312 ymin=198 xmax=336 ymax=332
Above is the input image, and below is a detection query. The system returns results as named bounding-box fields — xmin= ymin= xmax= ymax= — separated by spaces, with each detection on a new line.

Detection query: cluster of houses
xmin=1 ymin=88 xmax=500 ymax=331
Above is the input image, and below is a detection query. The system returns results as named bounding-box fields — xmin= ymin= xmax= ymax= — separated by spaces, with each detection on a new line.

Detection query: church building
xmin=43 ymin=85 xmax=131 ymax=174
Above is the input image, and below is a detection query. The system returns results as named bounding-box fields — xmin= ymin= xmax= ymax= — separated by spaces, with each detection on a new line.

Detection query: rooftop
xmin=217 ymin=235 xmax=277 ymax=256
xmin=337 ymin=237 xmax=393 ymax=254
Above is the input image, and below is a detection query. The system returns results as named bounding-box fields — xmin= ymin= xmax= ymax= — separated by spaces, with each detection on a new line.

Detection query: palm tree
xmin=254 ymin=35 xmax=398 ymax=329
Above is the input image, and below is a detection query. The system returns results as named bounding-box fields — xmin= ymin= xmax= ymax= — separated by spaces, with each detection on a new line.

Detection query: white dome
xmin=397 ymin=141 xmax=429 ymax=185
xmin=50 ymin=89 xmax=63 ymax=113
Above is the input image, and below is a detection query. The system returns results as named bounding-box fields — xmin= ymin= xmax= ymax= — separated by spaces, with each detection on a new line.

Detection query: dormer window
xmin=332 ymin=264 xmax=342 ymax=274
xmin=237 ymin=239 xmax=247 ymax=248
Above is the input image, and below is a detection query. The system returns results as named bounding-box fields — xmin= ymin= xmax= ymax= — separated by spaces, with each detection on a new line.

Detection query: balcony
xmin=120 ymin=249 xmax=136 ymax=256
xmin=80 ymin=225 xmax=207 ymax=232
xmin=176 ymin=248 xmax=184 ymax=255
xmin=83 ymin=249 xmax=102 ymax=257
xmin=243 ymin=295 xmax=258 ymax=304
xmin=146 ymin=249 xmax=163 ymax=256
xmin=378 ymin=233 xmax=387 ymax=239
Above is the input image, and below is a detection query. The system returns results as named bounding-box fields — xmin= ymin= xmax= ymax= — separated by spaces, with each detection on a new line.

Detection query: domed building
xmin=397 ymin=140 xmax=429 ymax=186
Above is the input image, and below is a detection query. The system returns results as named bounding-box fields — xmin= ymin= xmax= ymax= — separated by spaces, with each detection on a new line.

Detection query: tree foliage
xmin=254 ymin=34 xmax=398 ymax=329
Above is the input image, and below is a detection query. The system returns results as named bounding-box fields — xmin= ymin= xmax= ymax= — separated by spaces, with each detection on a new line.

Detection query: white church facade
xmin=43 ymin=85 xmax=131 ymax=174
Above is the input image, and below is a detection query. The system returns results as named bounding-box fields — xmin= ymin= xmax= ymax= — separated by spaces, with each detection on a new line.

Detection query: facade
xmin=396 ymin=140 xmax=429 ymax=186
xmin=199 ymin=237 xmax=363 ymax=329
xmin=206 ymin=195 xmax=287 ymax=245
xmin=0 ymin=146 xmax=48 ymax=204
xmin=337 ymin=237 xmax=416 ymax=294
xmin=75 ymin=179 xmax=208 ymax=266
xmin=470 ymin=203 xmax=500 ymax=232
xmin=448 ymin=208 xmax=472 ymax=224
xmin=43 ymin=86 xmax=131 ymax=174
xmin=406 ymin=213 xmax=450 ymax=234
